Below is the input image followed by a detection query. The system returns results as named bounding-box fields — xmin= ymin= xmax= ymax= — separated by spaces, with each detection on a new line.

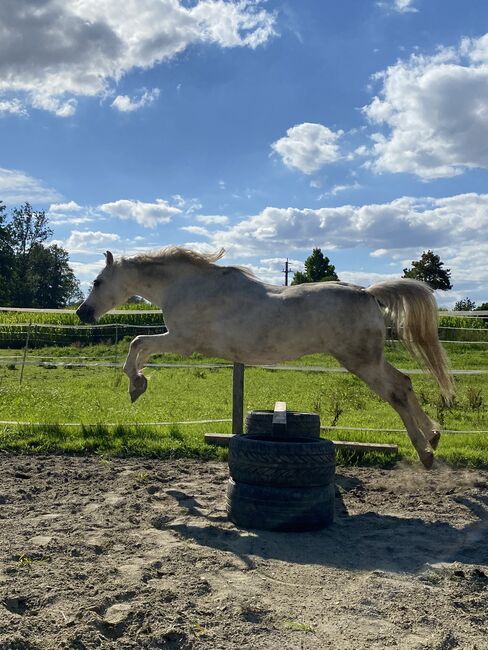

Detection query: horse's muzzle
xmin=76 ymin=304 xmax=96 ymax=324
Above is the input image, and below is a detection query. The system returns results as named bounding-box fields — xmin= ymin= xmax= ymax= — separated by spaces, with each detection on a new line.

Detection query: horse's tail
xmin=366 ymin=279 xmax=455 ymax=403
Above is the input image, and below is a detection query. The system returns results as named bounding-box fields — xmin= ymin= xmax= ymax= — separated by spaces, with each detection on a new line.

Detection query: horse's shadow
xmin=162 ymin=475 xmax=488 ymax=574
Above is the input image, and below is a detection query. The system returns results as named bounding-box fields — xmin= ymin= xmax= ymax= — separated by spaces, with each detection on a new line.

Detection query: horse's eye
xmin=93 ymin=279 xmax=101 ymax=288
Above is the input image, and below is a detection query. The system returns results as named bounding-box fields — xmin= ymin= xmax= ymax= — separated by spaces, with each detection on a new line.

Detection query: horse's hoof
xmin=129 ymin=374 xmax=147 ymax=403
xmin=420 ymin=450 xmax=434 ymax=470
xmin=430 ymin=431 xmax=441 ymax=451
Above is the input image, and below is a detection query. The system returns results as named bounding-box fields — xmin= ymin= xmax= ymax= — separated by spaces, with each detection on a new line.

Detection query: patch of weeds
xmin=436 ymin=395 xmax=453 ymax=425
xmin=417 ymin=389 xmax=430 ymax=406
xmin=282 ymin=620 xmax=315 ymax=633
xmin=190 ymin=620 xmax=208 ymax=638
xmin=15 ymin=553 xmax=49 ymax=568
xmin=311 ymin=395 xmax=322 ymax=414
xmin=192 ymin=368 xmax=207 ymax=379
xmin=466 ymin=387 xmax=484 ymax=414
xmin=6 ymin=363 xmax=16 ymax=371
xmin=16 ymin=554 xmax=34 ymax=568
xmin=168 ymin=426 xmax=184 ymax=442
xmin=135 ymin=471 xmax=151 ymax=483
xmin=329 ymin=399 xmax=343 ymax=427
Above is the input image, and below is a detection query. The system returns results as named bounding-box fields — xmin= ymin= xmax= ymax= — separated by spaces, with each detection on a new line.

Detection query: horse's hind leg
xmin=339 ymin=351 xmax=435 ymax=468
xmin=403 ymin=390 xmax=442 ymax=449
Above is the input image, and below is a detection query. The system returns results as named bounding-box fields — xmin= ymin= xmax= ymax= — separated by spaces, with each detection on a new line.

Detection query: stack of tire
xmin=227 ymin=409 xmax=335 ymax=532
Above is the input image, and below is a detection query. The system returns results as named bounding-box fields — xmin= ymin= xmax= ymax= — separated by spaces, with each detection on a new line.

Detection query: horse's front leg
xmin=123 ymin=333 xmax=177 ymax=402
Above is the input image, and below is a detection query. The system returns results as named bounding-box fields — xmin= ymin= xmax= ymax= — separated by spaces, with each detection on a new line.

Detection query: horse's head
xmin=76 ymin=251 xmax=129 ymax=323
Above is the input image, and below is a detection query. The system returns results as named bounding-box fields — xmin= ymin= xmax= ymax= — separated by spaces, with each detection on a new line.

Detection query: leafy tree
xmin=0 ymin=201 xmax=14 ymax=305
xmin=26 ymin=243 xmax=84 ymax=308
xmin=454 ymin=298 xmax=476 ymax=311
xmin=475 ymin=302 xmax=488 ymax=311
xmin=402 ymin=250 xmax=452 ymax=290
xmin=9 ymin=203 xmax=52 ymax=256
xmin=0 ymin=202 xmax=82 ymax=308
xmin=291 ymin=248 xmax=339 ymax=285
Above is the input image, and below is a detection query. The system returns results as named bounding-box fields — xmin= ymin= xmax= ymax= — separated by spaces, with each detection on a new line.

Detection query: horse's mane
xmin=123 ymin=246 xmax=257 ymax=280
xmin=125 ymin=246 xmax=225 ymax=267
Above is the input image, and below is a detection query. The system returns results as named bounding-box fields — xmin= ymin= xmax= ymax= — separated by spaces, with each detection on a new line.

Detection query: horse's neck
xmin=126 ymin=261 xmax=198 ymax=307
xmin=123 ymin=264 xmax=165 ymax=307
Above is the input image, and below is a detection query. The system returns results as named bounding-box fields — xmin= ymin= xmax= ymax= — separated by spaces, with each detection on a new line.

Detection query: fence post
xmin=114 ymin=323 xmax=119 ymax=362
xmin=232 ymin=363 xmax=245 ymax=435
xmin=113 ymin=323 xmax=120 ymax=386
xmin=19 ymin=320 xmax=32 ymax=385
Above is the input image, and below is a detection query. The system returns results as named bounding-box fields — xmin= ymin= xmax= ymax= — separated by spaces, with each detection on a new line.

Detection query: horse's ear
xmin=105 ymin=251 xmax=114 ymax=267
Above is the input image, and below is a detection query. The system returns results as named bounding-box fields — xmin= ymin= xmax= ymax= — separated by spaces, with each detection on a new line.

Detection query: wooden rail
xmin=204 ymin=432 xmax=398 ymax=454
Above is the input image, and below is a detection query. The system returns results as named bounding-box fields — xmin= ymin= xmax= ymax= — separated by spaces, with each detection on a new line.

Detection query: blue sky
xmin=1 ymin=0 xmax=488 ymax=306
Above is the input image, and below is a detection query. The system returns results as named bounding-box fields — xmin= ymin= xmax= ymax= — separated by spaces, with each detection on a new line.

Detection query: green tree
xmin=291 ymin=248 xmax=339 ymax=285
xmin=475 ymin=302 xmax=488 ymax=311
xmin=27 ymin=243 xmax=84 ymax=308
xmin=0 ymin=201 xmax=14 ymax=305
xmin=402 ymin=250 xmax=452 ymax=290
xmin=454 ymin=298 xmax=476 ymax=311
xmin=0 ymin=202 xmax=82 ymax=307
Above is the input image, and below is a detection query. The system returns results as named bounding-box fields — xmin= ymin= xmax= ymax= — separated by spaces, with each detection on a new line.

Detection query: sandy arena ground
xmin=1 ymin=453 xmax=487 ymax=649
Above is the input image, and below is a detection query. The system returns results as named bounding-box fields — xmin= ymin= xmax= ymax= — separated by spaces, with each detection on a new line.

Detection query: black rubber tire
xmin=245 ymin=410 xmax=320 ymax=439
xmin=228 ymin=435 xmax=335 ymax=488
xmin=227 ymin=479 xmax=335 ymax=531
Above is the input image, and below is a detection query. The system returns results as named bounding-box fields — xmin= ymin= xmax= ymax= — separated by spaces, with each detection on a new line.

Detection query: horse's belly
xmin=199 ymin=323 xmax=324 ymax=364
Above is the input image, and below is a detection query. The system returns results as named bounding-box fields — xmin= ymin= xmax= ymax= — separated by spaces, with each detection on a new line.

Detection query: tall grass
xmin=0 ymin=308 xmax=165 ymax=348
xmin=0 ymin=363 xmax=487 ymax=466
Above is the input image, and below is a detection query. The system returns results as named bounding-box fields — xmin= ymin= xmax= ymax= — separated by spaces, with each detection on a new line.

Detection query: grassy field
xmin=0 ymin=341 xmax=487 ymax=466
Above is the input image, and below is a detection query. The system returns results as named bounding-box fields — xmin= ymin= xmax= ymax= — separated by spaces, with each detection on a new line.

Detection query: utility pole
xmin=282 ymin=258 xmax=292 ymax=286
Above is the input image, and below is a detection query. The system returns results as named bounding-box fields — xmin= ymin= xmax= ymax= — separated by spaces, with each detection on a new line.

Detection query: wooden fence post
xmin=232 ymin=363 xmax=245 ymax=435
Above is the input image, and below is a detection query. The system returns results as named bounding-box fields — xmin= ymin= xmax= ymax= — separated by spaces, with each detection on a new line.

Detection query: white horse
xmin=76 ymin=247 xmax=454 ymax=468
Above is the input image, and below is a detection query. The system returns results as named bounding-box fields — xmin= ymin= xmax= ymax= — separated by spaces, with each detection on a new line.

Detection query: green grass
xmin=1 ymin=339 xmax=487 ymax=370
xmin=0 ymin=352 xmax=487 ymax=466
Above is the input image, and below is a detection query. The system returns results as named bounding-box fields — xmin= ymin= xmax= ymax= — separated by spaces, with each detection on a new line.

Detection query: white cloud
xmin=69 ymin=259 xmax=106 ymax=279
xmin=196 ymin=214 xmax=229 ymax=225
xmin=244 ymin=257 xmax=305 ymax=285
xmin=48 ymin=201 xmax=96 ymax=225
xmin=65 ymin=230 xmax=120 ymax=253
xmin=0 ymin=0 xmax=275 ymax=116
xmin=99 ymin=198 xmax=182 ymax=228
xmin=111 ymin=88 xmax=160 ymax=112
xmin=393 ymin=0 xmax=417 ymax=12
xmin=363 ymin=34 xmax=488 ymax=179
xmin=171 ymin=194 xmax=202 ymax=213
xmin=0 ymin=167 xmax=62 ymax=204
xmin=0 ymin=98 xmax=28 ymax=116
xmin=319 ymin=181 xmax=362 ymax=198
xmin=49 ymin=201 xmax=82 ymax=212
xmin=271 ymin=123 xmax=343 ymax=174
xmin=180 ymin=225 xmax=210 ymax=237
xmin=378 ymin=0 xmax=418 ymax=13
xmin=201 ymin=193 xmax=488 ymax=301
xmin=208 ymin=193 xmax=488 ymax=260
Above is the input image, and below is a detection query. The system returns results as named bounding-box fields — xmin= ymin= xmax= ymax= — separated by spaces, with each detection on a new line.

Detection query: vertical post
xmin=113 ymin=323 xmax=119 ymax=385
xmin=232 ymin=363 xmax=245 ymax=435
xmin=114 ymin=323 xmax=119 ymax=363
xmin=282 ymin=258 xmax=291 ymax=286
xmin=19 ymin=320 xmax=32 ymax=386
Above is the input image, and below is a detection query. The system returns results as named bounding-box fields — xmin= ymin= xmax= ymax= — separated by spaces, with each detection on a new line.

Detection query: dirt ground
xmin=1 ymin=453 xmax=487 ymax=650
